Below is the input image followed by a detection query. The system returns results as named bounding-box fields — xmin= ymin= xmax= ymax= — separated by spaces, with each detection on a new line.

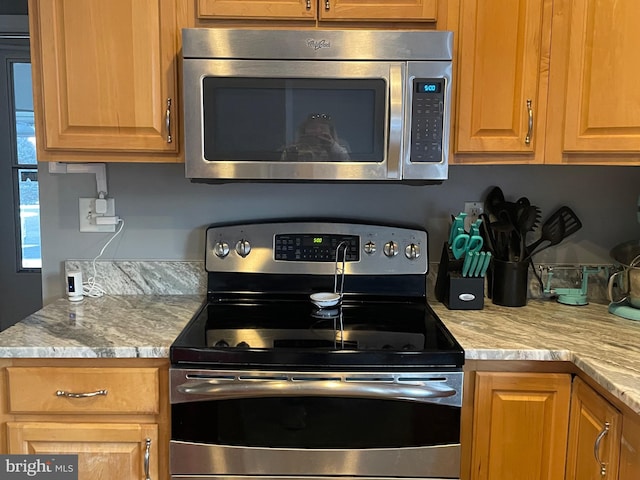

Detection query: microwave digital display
xmin=202 ymin=77 xmax=386 ymax=163
xmin=416 ymin=82 xmax=442 ymax=94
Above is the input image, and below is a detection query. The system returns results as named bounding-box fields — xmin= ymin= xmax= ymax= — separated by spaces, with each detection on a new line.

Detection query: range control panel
xmin=205 ymin=221 xmax=428 ymax=275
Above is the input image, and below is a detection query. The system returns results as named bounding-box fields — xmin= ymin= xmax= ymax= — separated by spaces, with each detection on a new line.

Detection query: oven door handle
xmin=176 ymin=379 xmax=456 ymax=403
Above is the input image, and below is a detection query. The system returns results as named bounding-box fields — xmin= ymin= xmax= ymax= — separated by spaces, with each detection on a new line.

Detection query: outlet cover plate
xmin=79 ymin=197 xmax=116 ymax=232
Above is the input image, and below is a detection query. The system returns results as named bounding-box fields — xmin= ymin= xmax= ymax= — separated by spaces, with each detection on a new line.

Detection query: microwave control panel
xmin=410 ymin=78 xmax=445 ymax=163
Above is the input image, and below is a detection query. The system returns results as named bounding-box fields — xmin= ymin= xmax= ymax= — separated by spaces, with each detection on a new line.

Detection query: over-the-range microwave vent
xmin=182 ymin=28 xmax=452 ymax=184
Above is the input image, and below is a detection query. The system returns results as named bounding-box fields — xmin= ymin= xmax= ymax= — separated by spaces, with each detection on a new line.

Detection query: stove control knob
xmin=214 ymin=339 xmax=229 ymax=348
xmin=364 ymin=241 xmax=376 ymax=255
xmin=214 ymin=241 xmax=230 ymax=258
xmin=236 ymin=341 xmax=250 ymax=349
xmin=405 ymin=243 xmax=421 ymax=260
xmin=383 ymin=241 xmax=398 ymax=257
xmin=235 ymin=239 xmax=251 ymax=257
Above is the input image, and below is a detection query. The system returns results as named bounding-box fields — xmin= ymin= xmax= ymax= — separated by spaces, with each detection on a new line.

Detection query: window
xmin=11 ymin=62 xmax=40 ymax=269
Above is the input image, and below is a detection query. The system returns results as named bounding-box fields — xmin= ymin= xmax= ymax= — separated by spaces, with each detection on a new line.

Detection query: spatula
xmin=525 ymin=206 xmax=582 ymax=258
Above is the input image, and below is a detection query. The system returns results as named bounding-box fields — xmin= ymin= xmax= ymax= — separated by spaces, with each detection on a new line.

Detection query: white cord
xmin=82 ymin=218 xmax=125 ymax=298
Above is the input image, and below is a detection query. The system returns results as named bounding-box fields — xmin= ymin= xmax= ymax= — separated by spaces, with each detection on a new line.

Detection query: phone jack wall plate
xmin=79 ymin=198 xmax=116 ymax=232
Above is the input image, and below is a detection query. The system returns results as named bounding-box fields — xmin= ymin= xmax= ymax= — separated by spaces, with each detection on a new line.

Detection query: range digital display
xmin=275 ymin=233 xmax=359 ymax=262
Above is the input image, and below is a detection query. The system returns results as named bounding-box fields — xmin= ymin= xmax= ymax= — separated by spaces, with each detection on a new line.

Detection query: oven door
xmin=170 ymin=369 xmax=462 ymax=479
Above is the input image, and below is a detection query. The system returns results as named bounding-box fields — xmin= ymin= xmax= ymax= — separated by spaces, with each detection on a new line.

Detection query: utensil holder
xmin=489 ymin=259 xmax=528 ymax=307
xmin=435 ymin=242 xmax=484 ymax=310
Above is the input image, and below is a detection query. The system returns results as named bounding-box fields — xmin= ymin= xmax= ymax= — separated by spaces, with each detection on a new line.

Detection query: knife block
xmin=434 ymin=242 xmax=484 ymax=310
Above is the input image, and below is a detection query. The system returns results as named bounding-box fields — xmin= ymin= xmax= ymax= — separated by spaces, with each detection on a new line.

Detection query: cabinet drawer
xmin=6 ymin=367 xmax=159 ymax=414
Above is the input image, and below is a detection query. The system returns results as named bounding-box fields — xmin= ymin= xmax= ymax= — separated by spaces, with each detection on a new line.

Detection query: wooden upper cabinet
xmin=197 ymin=0 xmax=316 ymax=20
xmin=547 ymin=0 xmax=640 ymax=158
xmin=455 ymin=0 xmax=553 ymax=162
xmin=196 ymin=0 xmax=437 ymax=21
xmin=565 ymin=377 xmax=622 ymax=480
xmin=28 ymin=0 xmax=180 ymax=162
xmin=470 ymin=372 xmax=571 ymax=480
xmin=319 ymin=0 xmax=437 ymax=22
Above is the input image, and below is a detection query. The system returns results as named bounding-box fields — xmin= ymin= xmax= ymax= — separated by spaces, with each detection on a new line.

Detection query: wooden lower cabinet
xmin=469 ymin=371 xmax=572 ymax=480
xmin=0 ymin=359 xmax=170 ymax=480
xmin=619 ymin=411 xmax=640 ymax=480
xmin=566 ymin=377 xmax=622 ymax=480
xmin=7 ymin=422 xmax=158 ymax=480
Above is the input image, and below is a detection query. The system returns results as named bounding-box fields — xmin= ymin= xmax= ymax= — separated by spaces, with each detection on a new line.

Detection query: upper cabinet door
xmin=455 ymin=0 xmax=552 ymax=161
xmin=551 ymin=0 xmax=640 ymax=154
xmin=197 ymin=0 xmax=436 ymax=21
xmin=29 ymin=0 xmax=179 ymax=159
xmin=197 ymin=0 xmax=316 ymax=20
xmin=319 ymin=0 xmax=437 ymax=21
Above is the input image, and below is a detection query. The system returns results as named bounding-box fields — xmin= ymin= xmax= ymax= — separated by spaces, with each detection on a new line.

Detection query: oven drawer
xmin=6 ymin=367 xmax=160 ymax=414
xmin=171 ymin=441 xmax=461 ymax=478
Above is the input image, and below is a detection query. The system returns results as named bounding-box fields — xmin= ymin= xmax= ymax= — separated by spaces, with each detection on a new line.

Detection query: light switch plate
xmin=79 ymin=197 xmax=116 ymax=232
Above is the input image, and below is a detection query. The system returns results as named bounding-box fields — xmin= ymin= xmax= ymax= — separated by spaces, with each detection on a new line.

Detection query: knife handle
xmin=462 ymin=252 xmax=472 ymax=277
xmin=473 ymin=252 xmax=486 ymax=277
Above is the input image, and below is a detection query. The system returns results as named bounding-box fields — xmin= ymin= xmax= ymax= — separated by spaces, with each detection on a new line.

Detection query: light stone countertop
xmin=431 ymin=299 xmax=640 ymax=415
xmin=0 ymin=295 xmax=204 ymax=359
xmin=0 ymin=294 xmax=639 ymax=415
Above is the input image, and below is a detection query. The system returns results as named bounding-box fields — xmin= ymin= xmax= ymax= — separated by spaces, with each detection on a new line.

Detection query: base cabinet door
xmin=619 ymin=412 xmax=640 ymax=480
xmin=566 ymin=377 xmax=622 ymax=480
xmin=7 ymin=422 xmax=158 ymax=480
xmin=470 ymin=372 xmax=571 ymax=480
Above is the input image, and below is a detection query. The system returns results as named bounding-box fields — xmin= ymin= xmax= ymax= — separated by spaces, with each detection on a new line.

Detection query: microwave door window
xmin=202 ymin=77 xmax=386 ymax=163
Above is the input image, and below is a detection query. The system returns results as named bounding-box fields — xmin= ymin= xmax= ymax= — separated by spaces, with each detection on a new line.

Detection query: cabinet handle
xmin=144 ymin=438 xmax=151 ymax=480
xmin=525 ymin=99 xmax=533 ymax=145
xmin=305 ymin=0 xmax=311 ymax=9
xmin=56 ymin=389 xmax=108 ymax=398
xmin=594 ymin=421 xmax=610 ymax=477
xmin=325 ymin=0 xmax=330 ymax=10
xmin=165 ymin=98 xmax=173 ymax=144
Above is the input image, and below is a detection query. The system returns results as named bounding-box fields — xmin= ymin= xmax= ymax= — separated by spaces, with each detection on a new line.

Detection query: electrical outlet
xmin=464 ymin=201 xmax=484 ymax=231
xmin=79 ymin=197 xmax=116 ymax=232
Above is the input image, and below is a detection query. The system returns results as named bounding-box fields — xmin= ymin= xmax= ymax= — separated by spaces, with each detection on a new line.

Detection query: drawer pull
xmin=144 ymin=438 xmax=152 ymax=480
xmin=56 ymin=389 xmax=108 ymax=398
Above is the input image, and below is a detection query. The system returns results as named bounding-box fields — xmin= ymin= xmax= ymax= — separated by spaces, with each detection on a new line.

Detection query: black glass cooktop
xmin=171 ymin=297 xmax=464 ymax=369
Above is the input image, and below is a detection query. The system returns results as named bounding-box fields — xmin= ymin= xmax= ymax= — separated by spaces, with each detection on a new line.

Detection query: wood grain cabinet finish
xmin=469 ymin=371 xmax=571 ymax=480
xmin=0 ymin=360 xmax=169 ymax=480
xmin=28 ymin=0 xmax=180 ymax=163
xmin=454 ymin=0 xmax=553 ymax=163
xmin=619 ymin=412 xmax=640 ymax=480
xmin=7 ymin=422 xmax=158 ymax=480
xmin=6 ymin=367 xmax=159 ymax=414
xmin=196 ymin=0 xmax=438 ymax=21
xmin=566 ymin=377 xmax=622 ymax=480
xmin=546 ymin=0 xmax=640 ymax=162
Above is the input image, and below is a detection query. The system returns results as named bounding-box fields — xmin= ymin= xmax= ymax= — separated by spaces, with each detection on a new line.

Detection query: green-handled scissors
xmin=451 ymin=220 xmax=484 ymax=260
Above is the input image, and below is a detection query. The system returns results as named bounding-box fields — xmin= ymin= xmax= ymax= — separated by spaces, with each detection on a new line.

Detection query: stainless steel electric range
xmin=170 ymin=220 xmax=465 ymax=480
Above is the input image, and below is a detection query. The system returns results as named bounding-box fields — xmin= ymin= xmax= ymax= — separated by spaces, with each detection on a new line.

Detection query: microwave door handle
xmin=387 ymin=64 xmax=404 ymax=180
xmin=177 ymin=379 xmax=456 ymax=404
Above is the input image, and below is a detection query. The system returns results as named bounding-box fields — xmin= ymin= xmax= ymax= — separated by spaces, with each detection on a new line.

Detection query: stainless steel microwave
xmin=182 ymin=28 xmax=452 ymax=183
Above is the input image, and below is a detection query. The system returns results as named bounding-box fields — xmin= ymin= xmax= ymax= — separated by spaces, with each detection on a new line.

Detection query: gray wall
xmin=39 ymin=163 xmax=640 ymax=304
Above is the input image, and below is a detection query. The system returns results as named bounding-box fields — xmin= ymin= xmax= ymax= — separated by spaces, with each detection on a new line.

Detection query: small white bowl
xmin=310 ymin=292 xmax=341 ymax=308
